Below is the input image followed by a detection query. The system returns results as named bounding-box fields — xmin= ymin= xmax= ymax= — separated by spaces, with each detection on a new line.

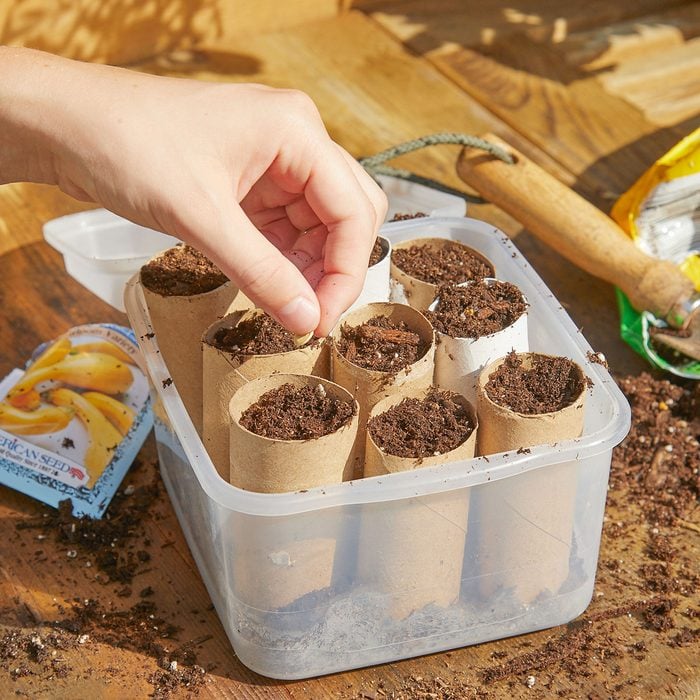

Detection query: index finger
xmin=302 ymin=145 xmax=383 ymax=334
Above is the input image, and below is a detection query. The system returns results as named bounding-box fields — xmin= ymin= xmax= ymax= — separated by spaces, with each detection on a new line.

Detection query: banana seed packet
xmin=0 ymin=323 xmax=153 ymax=517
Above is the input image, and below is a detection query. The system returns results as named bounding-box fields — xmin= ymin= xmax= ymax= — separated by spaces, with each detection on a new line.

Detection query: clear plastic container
xmin=124 ymin=216 xmax=630 ymax=680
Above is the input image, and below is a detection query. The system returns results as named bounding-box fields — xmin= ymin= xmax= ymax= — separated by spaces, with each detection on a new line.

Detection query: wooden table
xmin=1 ymin=3 xmax=698 ymax=698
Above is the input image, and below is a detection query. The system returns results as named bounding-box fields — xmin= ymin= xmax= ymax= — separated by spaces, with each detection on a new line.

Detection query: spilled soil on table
xmin=1 ymin=454 xmax=212 ymax=698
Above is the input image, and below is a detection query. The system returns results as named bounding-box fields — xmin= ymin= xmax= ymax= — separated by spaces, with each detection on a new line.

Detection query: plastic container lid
xmin=43 ymin=209 xmax=179 ymax=312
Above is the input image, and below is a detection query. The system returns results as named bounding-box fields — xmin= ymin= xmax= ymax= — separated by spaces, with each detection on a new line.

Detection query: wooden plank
xmin=364 ymin=17 xmax=699 ymax=199
xmin=1 ymin=8 xmax=696 ymax=699
xmin=598 ymin=37 xmax=700 ymax=126
xmin=0 ymin=184 xmax=93 ymax=257
xmin=136 ymin=11 xmax=579 ymax=192
xmin=353 ymin=0 xmax=695 ymax=51
xmin=555 ymin=2 xmax=700 ymax=70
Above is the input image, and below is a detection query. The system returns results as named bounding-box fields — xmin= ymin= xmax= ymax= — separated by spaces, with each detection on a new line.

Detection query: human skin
xmin=0 ymin=47 xmax=387 ymax=336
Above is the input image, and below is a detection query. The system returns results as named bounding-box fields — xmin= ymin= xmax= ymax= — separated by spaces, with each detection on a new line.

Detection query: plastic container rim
xmin=124 ymin=216 xmax=631 ymax=516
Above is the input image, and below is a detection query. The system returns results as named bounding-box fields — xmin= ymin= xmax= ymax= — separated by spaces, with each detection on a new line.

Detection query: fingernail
xmin=277 ymin=296 xmax=319 ymax=334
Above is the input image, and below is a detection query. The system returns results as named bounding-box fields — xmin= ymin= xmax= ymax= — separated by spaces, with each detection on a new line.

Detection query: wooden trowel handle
xmin=457 ymin=133 xmax=695 ymax=322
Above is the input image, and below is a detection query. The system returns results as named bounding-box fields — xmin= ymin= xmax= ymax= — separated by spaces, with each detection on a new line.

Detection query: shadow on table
xmin=360 ymin=1 xmax=700 ymax=84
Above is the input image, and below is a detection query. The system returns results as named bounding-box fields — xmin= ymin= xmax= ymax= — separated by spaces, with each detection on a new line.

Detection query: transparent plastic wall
xmin=126 ymin=217 xmax=630 ymax=679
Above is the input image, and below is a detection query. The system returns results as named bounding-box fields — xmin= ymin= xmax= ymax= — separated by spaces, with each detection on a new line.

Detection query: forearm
xmin=0 ymin=47 xmax=132 ymax=190
xmin=0 ymin=47 xmax=64 ymax=185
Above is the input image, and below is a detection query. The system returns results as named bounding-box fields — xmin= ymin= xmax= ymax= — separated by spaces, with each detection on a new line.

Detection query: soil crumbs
xmin=369 ymin=239 xmax=386 ymax=267
xmin=337 ymin=315 xmax=426 ymax=372
xmin=347 ymin=372 xmax=699 ymax=700
xmin=390 ymin=212 xmax=428 ymax=221
xmin=485 ymin=351 xmax=586 ymax=414
xmin=239 ymin=382 xmax=354 ymax=440
xmin=212 ymin=312 xmax=312 ymax=355
xmin=427 ymin=282 xmax=527 ymax=338
xmin=368 ymin=388 xmax=474 ymax=458
xmin=392 ymin=241 xmax=494 ymax=285
xmin=4 ymin=455 xmax=212 ymax=698
xmin=140 ymin=244 xmax=227 ymax=297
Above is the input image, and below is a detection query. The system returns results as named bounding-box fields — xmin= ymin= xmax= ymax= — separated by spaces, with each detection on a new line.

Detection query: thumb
xmin=194 ymin=205 xmax=321 ymax=335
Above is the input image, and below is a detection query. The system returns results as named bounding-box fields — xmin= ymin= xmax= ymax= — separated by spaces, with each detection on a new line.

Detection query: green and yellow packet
xmin=611 ymin=128 xmax=700 ymax=379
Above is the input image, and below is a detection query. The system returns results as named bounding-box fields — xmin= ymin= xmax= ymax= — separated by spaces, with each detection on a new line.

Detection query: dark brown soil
xmin=336 ymin=315 xmax=427 ymax=372
xmin=484 ymin=352 xmax=587 ymax=414
xmin=211 ymin=312 xmax=312 ymax=355
xmin=53 ymin=598 xmax=206 ymax=698
xmin=648 ymin=325 xmax=695 ymax=364
xmin=368 ymin=388 xmax=474 ymax=458
xmin=16 ymin=462 xmax=159 ymax=584
xmin=478 ymin=596 xmax=676 ymax=684
xmin=369 ymin=239 xmax=386 ymax=267
xmin=586 ymin=350 xmax=609 ymax=369
xmin=0 ymin=628 xmax=78 ymax=681
xmin=610 ymin=373 xmax=699 ymax=527
xmin=6 ymin=455 xmax=211 ymax=698
xmin=392 ymin=241 xmax=494 ymax=285
xmin=390 ymin=212 xmax=428 ymax=221
xmin=239 ymin=383 xmax=354 ymax=440
xmin=427 ymin=282 xmax=527 ymax=338
xmin=140 ymin=244 xmax=228 ymax=296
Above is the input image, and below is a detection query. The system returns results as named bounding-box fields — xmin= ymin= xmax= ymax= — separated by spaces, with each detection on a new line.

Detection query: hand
xmin=0 ymin=47 xmax=387 ymax=335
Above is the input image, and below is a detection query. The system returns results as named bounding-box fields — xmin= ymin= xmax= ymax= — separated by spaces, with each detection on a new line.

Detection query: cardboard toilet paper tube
xmin=228 ymin=374 xmax=359 ymax=610
xmin=231 ymin=508 xmax=346 ymax=612
xmin=430 ymin=280 xmax=529 ymax=406
xmin=359 ymin=387 xmax=477 ymax=619
xmin=202 ymin=312 xmax=329 ymax=479
xmin=390 ymin=238 xmax=495 ymax=311
xmin=330 ymin=302 xmax=435 ymax=473
xmin=141 ymin=273 xmax=238 ymax=436
xmin=228 ymin=373 xmax=359 ymax=492
xmin=476 ymin=353 xmax=587 ymax=604
xmin=347 ymin=236 xmax=392 ymax=313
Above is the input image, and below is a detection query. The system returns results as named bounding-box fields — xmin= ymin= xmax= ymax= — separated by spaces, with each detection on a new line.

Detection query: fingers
xmin=189 ymin=201 xmax=321 ymax=335
xmin=292 ymin=150 xmax=379 ymax=334
xmin=334 ymin=144 xmax=388 ymax=233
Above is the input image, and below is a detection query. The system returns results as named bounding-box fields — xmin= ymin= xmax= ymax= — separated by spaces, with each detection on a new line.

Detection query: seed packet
xmin=0 ymin=323 xmax=153 ymax=517
xmin=611 ymin=128 xmax=700 ymax=379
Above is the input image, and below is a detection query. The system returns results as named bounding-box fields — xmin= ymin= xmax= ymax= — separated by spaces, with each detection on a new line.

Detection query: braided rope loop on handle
xmin=359 ymin=132 xmax=514 ymax=172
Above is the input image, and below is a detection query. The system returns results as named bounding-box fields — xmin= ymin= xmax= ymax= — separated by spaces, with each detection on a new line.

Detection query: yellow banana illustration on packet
xmin=83 ymin=392 xmax=136 ymax=435
xmin=0 ymin=402 xmax=74 ymax=436
xmin=7 ymin=352 xmax=133 ymax=406
xmin=9 ymin=337 xmax=72 ymax=410
xmin=49 ymin=388 xmax=124 ymax=486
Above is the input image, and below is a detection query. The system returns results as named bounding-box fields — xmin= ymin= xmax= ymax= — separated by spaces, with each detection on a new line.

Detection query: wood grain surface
xmin=0 ymin=4 xmax=698 ymax=699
